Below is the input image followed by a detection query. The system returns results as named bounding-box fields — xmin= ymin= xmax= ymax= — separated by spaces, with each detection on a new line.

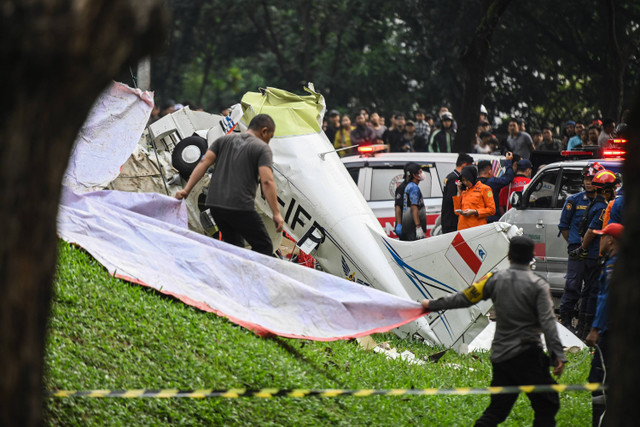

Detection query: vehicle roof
xmin=535 ymin=158 xmax=623 ymax=174
xmin=341 ymin=152 xmax=504 ymax=164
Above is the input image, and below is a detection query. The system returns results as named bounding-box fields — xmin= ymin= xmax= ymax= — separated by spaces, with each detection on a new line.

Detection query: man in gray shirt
xmin=506 ymin=118 xmax=534 ymax=159
xmin=176 ymin=114 xmax=284 ymax=256
xmin=421 ymin=236 xmax=566 ymax=426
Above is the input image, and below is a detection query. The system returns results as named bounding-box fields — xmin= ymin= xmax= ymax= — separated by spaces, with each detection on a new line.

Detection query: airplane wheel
xmin=172 ymin=135 xmax=207 ymax=179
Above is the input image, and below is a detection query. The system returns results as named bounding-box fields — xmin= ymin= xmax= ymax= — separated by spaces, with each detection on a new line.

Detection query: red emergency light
xmin=357 ymin=144 xmax=386 ymax=155
xmin=561 ymin=150 xmax=592 ymax=156
xmin=602 ymin=149 xmax=626 ymax=158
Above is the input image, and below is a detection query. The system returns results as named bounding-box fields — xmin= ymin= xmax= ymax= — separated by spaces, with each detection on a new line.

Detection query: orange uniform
xmin=453 ymin=181 xmax=496 ymax=230
xmin=602 ymin=199 xmax=614 ymax=228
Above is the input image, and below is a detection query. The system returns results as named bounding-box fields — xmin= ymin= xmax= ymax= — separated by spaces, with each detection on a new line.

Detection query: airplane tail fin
xmin=372 ymin=222 xmax=520 ymax=349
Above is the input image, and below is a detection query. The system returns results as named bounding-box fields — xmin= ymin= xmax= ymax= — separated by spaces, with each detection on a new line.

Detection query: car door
xmin=504 ymin=167 xmax=560 ymax=284
xmin=544 ymin=167 xmax=585 ymax=290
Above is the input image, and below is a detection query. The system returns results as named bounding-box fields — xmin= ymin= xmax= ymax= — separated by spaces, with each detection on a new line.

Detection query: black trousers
xmin=475 ymin=346 xmax=560 ymax=427
xmin=209 ymin=207 xmax=273 ymax=256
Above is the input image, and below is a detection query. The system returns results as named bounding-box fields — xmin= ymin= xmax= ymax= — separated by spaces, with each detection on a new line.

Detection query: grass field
xmin=44 ymin=241 xmax=593 ymax=425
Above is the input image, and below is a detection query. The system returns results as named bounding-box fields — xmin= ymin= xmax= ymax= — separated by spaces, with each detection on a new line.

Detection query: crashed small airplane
xmin=145 ymin=86 xmax=520 ymax=349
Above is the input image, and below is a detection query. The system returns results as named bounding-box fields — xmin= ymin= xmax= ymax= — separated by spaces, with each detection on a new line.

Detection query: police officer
xmin=586 ymin=222 xmax=622 ymax=426
xmin=570 ymin=169 xmax=619 ymax=339
xmin=401 ymin=163 xmax=427 ymax=240
xmin=421 ymin=236 xmax=566 ymax=425
xmin=557 ymin=162 xmax=604 ymax=332
xmin=440 ymin=153 xmax=474 ymax=234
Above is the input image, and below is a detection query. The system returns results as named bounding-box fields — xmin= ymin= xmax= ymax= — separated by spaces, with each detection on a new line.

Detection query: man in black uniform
xmin=440 ymin=153 xmax=473 ymax=234
xmin=421 ymin=236 xmax=566 ymax=426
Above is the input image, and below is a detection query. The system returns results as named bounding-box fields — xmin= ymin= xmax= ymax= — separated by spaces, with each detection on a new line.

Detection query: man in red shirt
xmin=499 ymin=159 xmax=532 ymax=215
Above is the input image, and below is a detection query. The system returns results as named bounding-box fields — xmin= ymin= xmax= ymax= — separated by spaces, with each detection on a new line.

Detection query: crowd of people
xmin=322 ymin=106 xmax=629 ymax=160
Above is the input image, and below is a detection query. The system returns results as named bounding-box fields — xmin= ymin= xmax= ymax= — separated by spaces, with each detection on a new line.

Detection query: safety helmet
xmin=480 ymin=104 xmax=488 ymax=115
xmin=582 ymin=162 xmax=605 ymax=178
xmin=592 ymin=170 xmax=620 ymax=189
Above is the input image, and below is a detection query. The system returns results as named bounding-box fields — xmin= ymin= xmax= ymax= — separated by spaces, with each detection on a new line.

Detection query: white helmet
xmin=480 ymin=104 xmax=488 ymax=115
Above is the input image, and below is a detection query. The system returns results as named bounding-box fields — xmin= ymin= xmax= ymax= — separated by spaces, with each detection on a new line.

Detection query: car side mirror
xmin=510 ymin=191 xmax=522 ymax=208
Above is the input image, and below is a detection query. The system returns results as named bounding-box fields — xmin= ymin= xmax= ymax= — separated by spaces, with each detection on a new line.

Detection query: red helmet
xmin=592 ymin=170 xmax=620 ymax=189
xmin=583 ymin=162 xmax=605 ymax=178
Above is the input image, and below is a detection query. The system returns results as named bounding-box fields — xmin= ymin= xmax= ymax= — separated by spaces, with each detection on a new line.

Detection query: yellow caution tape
xmin=47 ymin=383 xmax=604 ymax=398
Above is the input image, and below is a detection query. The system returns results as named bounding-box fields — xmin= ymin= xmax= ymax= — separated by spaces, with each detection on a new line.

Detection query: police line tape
xmin=48 ymin=383 xmax=604 ymax=398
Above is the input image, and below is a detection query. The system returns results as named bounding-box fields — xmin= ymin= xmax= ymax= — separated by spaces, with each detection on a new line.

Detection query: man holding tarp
xmin=176 ymin=114 xmax=284 ymax=256
xmin=421 ymin=236 xmax=566 ymax=426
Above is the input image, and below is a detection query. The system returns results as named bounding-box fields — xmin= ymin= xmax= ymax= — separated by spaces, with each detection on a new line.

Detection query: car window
xmin=346 ymin=167 xmax=359 ymax=184
xmin=370 ymin=167 xmax=433 ymax=201
xmin=557 ymin=168 xmax=584 ymax=208
xmin=527 ymin=170 xmax=559 ymax=209
xmin=435 ymin=162 xmax=455 ymax=190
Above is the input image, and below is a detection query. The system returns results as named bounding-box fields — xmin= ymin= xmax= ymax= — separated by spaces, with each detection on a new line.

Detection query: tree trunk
xmin=454 ymin=0 xmax=512 ymax=153
xmin=607 ymin=88 xmax=640 ymax=425
xmin=603 ymin=0 xmax=624 ymax=120
xmin=0 ymin=1 xmax=167 ymax=425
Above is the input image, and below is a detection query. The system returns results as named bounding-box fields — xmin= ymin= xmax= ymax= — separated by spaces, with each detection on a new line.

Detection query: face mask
xmin=416 ymin=170 xmax=426 ymax=181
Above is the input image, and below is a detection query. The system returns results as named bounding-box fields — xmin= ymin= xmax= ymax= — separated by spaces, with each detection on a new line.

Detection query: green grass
xmin=45 ymin=241 xmax=592 ymax=425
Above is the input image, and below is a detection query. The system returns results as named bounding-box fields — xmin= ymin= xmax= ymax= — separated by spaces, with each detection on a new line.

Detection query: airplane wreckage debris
xmin=65 ymin=82 xmax=583 ymax=351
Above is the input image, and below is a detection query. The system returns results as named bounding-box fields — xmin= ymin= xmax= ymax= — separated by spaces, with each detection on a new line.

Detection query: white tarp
xmin=466 ymin=320 xmax=586 ymax=352
xmin=63 ymin=81 xmax=153 ymax=192
xmin=57 ymin=187 xmax=426 ymax=340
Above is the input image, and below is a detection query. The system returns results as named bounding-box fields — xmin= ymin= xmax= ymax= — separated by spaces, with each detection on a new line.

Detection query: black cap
xmin=509 ymin=236 xmax=535 ymax=264
xmin=406 ymin=162 xmax=422 ymax=175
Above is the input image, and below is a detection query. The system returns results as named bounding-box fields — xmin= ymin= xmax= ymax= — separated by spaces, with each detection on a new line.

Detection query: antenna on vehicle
xmin=318 ymin=144 xmax=360 ymax=160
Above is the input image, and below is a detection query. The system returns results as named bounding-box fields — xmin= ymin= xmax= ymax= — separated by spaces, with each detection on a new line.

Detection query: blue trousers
xmin=560 ymin=256 xmax=599 ymax=315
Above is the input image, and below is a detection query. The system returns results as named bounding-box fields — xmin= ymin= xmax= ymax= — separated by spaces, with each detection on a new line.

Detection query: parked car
xmin=500 ymin=158 xmax=623 ymax=295
xmin=341 ymin=149 xmax=506 ymax=237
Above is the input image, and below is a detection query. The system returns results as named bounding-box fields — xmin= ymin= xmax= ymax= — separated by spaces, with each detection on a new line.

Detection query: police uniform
xmin=452 ymin=181 xmax=496 ymax=230
xmin=401 ymin=181 xmax=426 ymax=241
xmin=588 ymin=253 xmax=615 ymax=424
xmin=579 ymin=195 xmax=608 ymax=319
xmin=557 ymin=191 xmax=596 ymax=320
xmin=609 ymin=195 xmax=623 ymax=224
xmin=428 ymin=265 xmax=566 ymax=425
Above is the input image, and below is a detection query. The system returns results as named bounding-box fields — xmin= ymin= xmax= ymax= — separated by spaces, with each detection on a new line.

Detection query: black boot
xmin=576 ymin=312 xmax=587 ymax=339
xmin=581 ymin=314 xmax=595 ymax=340
xmin=560 ymin=311 xmax=577 ymax=334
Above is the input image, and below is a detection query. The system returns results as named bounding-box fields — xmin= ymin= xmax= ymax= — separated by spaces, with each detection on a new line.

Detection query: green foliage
xmin=150 ymin=0 xmax=640 ymax=128
xmin=45 ymin=241 xmax=593 ymax=425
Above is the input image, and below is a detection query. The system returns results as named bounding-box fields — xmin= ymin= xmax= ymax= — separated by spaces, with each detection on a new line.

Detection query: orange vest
xmin=452 ymin=181 xmax=496 ymax=230
xmin=602 ymin=199 xmax=614 ymax=228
